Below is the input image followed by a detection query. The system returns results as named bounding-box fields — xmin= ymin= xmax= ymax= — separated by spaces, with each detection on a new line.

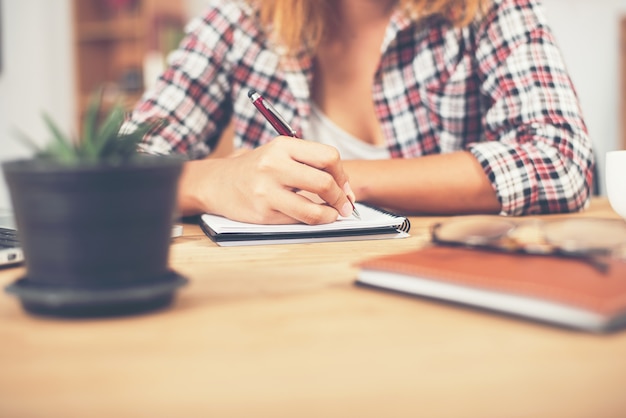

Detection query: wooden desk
xmin=1 ymin=199 xmax=625 ymax=418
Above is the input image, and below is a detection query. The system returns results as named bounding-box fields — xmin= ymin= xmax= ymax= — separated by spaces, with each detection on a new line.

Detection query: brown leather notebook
xmin=355 ymin=246 xmax=626 ymax=332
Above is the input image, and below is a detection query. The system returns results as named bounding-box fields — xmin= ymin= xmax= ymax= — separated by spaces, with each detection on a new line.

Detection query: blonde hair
xmin=250 ymin=0 xmax=485 ymax=53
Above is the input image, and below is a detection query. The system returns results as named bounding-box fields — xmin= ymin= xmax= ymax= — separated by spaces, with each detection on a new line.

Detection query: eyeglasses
xmin=430 ymin=216 xmax=626 ymax=273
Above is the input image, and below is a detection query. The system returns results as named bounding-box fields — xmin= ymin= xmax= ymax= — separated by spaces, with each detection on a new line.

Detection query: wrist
xmin=177 ymin=159 xmax=218 ymax=216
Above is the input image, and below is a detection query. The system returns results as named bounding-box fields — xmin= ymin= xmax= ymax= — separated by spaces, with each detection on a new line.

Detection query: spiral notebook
xmin=199 ymin=203 xmax=410 ymax=246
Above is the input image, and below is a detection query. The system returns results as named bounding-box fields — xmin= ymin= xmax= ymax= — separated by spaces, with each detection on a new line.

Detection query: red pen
xmin=248 ymin=89 xmax=297 ymax=137
xmin=247 ymin=89 xmax=361 ymax=219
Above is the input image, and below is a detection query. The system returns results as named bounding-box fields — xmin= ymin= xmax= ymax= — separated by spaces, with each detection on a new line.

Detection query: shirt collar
xmin=382 ymin=8 xmax=413 ymax=52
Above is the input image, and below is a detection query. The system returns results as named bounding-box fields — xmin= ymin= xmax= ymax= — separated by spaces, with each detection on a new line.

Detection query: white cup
xmin=606 ymin=150 xmax=626 ymax=220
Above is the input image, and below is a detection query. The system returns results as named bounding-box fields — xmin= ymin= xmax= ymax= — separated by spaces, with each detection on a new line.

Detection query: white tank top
xmin=306 ymin=103 xmax=391 ymax=160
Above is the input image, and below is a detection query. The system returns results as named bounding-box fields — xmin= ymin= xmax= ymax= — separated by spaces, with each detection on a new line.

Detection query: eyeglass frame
xmin=429 ymin=216 xmax=626 ymax=274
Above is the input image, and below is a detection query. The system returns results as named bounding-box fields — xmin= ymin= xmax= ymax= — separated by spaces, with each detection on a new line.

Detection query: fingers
xmin=271 ymin=138 xmax=355 ymax=216
xmin=280 ymin=161 xmax=353 ymax=217
xmin=207 ymin=137 xmax=356 ymax=225
xmin=286 ymin=139 xmax=349 ymax=186
xmin=257 ymin=189 xmax=343 ymax=225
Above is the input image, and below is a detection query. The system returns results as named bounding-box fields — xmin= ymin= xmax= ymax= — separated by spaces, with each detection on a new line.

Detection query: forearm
xmin=344 ymin=151 xmax=501 ymax=215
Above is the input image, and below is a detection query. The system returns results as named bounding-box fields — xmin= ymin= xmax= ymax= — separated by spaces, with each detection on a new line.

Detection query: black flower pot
xmin=2 ymin=155 xmax=188 ymax=317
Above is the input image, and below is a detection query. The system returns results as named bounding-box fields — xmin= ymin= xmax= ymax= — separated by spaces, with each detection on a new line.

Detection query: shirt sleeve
xmin=124 ymin=3 xmax=240 ymax=159
xmin=467 ymin=0 xmax=595 ymax=215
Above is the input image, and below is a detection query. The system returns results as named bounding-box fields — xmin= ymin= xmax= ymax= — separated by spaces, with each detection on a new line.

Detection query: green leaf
xmin=101 ymin=118 xmax=165 ymax=161
xmin=45 ymin=139 xmax=78 ymax=165
xmin=94 ymin=104 xmax=126 ymax=157
xmin=12 ymin=128 xmax=42 ymax=153
xmin=14 ymin=86 xmax=166 ymax=166
xmin=42 ymin=112 xmax=77 ymax=164
xmin=82 ymin=90 xmax=102 ymax=146
xmin=80 ymin=90 xmax=104 ymax=162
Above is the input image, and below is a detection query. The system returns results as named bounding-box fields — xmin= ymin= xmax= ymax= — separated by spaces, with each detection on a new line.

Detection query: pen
xmin=248 ymin=89 xmax=297 ymax=137
xmin=248 ymin=89 xmax=361 ymax=220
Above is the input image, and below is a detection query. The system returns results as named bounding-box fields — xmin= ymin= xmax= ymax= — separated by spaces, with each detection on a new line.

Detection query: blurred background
xmin=0 ymin=0 xmax=625 ymax=209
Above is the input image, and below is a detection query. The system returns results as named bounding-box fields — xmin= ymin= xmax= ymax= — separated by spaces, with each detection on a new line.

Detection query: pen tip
xmin=247 ymin=89 xmax=256 ymax=98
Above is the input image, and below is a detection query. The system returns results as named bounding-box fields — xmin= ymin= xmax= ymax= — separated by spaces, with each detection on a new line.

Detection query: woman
xmin=127 ymin=0 xmax=594 ymax=225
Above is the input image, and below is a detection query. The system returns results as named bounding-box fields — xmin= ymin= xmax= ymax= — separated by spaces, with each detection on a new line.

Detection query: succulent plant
xmin=16 ymin=90 xmax=161 ymax=166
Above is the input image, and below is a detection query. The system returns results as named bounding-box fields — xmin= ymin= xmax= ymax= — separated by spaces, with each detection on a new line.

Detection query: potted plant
xmin=2 ymin=91 xmax=187 ymax=317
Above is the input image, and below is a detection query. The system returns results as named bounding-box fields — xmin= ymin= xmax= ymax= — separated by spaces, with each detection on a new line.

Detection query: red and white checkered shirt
xmin=128 ymin=0 xmax=594 ymax=215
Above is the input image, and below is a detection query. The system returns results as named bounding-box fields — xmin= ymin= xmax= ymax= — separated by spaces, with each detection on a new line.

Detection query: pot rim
xmin=2 ymin=154 xmax=185 ymax=174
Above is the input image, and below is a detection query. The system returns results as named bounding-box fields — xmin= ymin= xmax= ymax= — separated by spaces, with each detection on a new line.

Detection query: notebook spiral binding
xmin=364 ymin=204 xmax=411 ymax=233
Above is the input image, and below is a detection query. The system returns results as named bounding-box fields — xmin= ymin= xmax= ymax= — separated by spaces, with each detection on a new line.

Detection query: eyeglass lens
xmin=433 ymin=217 xmax=626 ymax=255
xmin=542 ymin=218 xmax=626 ymax=253
xmin=432 ymin=217 xmax=515 ymax=246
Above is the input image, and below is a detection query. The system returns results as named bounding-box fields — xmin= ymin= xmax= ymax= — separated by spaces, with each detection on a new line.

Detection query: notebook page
xmin=200 ymin=203 xmax=405 ymax=234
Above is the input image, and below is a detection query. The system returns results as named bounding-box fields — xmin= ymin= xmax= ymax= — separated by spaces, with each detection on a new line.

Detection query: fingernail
xmin=341 ymin=202 xmax=353 ymax=217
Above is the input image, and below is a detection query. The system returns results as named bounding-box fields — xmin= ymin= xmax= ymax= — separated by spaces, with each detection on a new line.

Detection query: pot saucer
xmin=5 ymin=271 xmax=188 ymax=318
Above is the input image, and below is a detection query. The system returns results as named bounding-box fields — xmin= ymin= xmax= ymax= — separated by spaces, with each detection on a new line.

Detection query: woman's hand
xmin=178 ymin=137 xmax=356 ymax=225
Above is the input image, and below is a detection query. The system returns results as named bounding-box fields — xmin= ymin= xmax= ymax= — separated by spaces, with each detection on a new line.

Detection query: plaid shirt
xmin=128 ymin=0 xmax=594 ymax=216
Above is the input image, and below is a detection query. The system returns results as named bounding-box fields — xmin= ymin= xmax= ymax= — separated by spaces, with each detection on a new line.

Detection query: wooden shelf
xmin=77 ymin=18 xmax=146 ymax=42
xmin=72 ymin=0 xmax=185 ymax=133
